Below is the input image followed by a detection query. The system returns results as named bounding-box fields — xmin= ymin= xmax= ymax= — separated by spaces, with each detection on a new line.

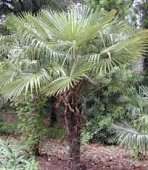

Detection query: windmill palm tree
xmin=0 ymin=5 xmax=148 ymax=170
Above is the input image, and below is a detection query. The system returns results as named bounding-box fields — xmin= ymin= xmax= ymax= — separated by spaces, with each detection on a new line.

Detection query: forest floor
xmin=1 ymin=111 xmax=148 ymax=170
xmin=38 ymin=139 xmax=148 ymax=170
xmin=1 ymin=135 xmax=148 ymax=170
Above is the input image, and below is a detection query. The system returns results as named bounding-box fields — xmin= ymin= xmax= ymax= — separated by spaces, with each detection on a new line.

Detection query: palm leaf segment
xmin=114 ymin=122 xmax=148 ymax=155
xmin=0 ymin=5 xmax=148 ymax=99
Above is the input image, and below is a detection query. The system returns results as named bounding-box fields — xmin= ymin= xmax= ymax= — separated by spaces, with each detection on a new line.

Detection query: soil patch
xmin=39 ymin=140 xmax=148 ymax=170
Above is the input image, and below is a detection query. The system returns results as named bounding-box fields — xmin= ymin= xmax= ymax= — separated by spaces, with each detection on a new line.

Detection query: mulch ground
xmin=38 ymin=140 xmax=148 ymax=170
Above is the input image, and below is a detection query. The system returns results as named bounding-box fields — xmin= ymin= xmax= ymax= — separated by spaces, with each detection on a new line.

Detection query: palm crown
xmin=0 ymin=5 xmax=148 ymax=99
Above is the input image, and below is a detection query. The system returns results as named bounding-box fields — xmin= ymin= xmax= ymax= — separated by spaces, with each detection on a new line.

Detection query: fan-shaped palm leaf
xmin=0 ymin=5 xmax=148 ymax=98
xmin=113 ymin=124 xmax=148 ymax=155
xmin=114 ymin=107 xmax=148 ymax=156
xmin=1 ymin=69 xmax=50 ymax=99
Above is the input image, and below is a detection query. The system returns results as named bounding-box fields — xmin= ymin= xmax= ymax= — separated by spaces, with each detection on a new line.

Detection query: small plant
xmin=81 ymin=115 xmax=114 ymax=144
xmin=15 ymin=97 xmax=48 ymax=154
xmin=0 ymin=121 xmax=17 ymax=135
xmin=113 ymin=86 xmax=148 ymax=159
xmin=0 ymin=139 xmax=38 ymax=170
xmin=114 ymin=122 xmax=148 ymax=160
xmin=48 ymin=126 xmax=65 ymax=139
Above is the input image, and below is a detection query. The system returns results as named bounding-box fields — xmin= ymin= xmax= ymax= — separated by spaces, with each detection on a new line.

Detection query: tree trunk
xmin=58 ymin=82 xmax=85 ymax=170
xmin=66 ymin=107 xmax=81 ymax=170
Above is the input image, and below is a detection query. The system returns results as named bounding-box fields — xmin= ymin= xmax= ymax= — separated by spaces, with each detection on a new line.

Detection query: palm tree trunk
xmin=65 ymin=102 xmax=81 ymax=170
xmin=59 ymin=83 xmax=84 ymax=170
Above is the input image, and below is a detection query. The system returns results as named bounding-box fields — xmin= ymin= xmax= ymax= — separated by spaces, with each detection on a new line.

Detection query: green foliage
xmin=0 ymin=6 xmax=148 ymax=166
xmin=14 ymin=97 xmax=48 ymax=154
xmin=114 ymin=86 xmax=148 ymax=159
xmin=48 ymin=127 xmax=65 ymax=139
xmin=0 ymin=121 xmax=17 ymax=135
xmin=82 ymin=115 xmax=113 ymax=144
xmin=17 ymin=112 xmax=47 ymax=153
xmin=0 ymin=6 xmax=147 ymax=100
xmin=86 ymin=0 xmax=134 ymax=18
xmin=114 ymin=121 xmax=148 ymax=160
xmin=81 ymin=68 xmax=143 ymax=144
xmin=0 ymin=139 xmax=38 ymax=170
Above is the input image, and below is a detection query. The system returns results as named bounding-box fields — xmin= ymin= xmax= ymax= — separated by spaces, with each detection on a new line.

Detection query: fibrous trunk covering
xmin=58 ymin=82 xmax=84 ymax=170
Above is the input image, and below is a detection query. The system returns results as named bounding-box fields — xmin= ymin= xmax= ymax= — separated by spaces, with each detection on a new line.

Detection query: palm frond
xmin=45 ymin=61 xmax=92 ymax=95
xmin=0 ymin=4 xmax=148 ymax=99
xmin=0 ymin=34 xmax=16 ymax=58
xmin=8 ymin=15 xmax=66 ymax=60
xmin=8 ymin=6 xmax=116 ymax=52
xmin=88 ymin=30 xmax=148 ymax=74
xmin=1 ymin=69 xmax=50 ymax=99
xmin=113 ymin=124 xmax=148 ymax=154
xmin=0 ymin=62 xmax=21 ymax=87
